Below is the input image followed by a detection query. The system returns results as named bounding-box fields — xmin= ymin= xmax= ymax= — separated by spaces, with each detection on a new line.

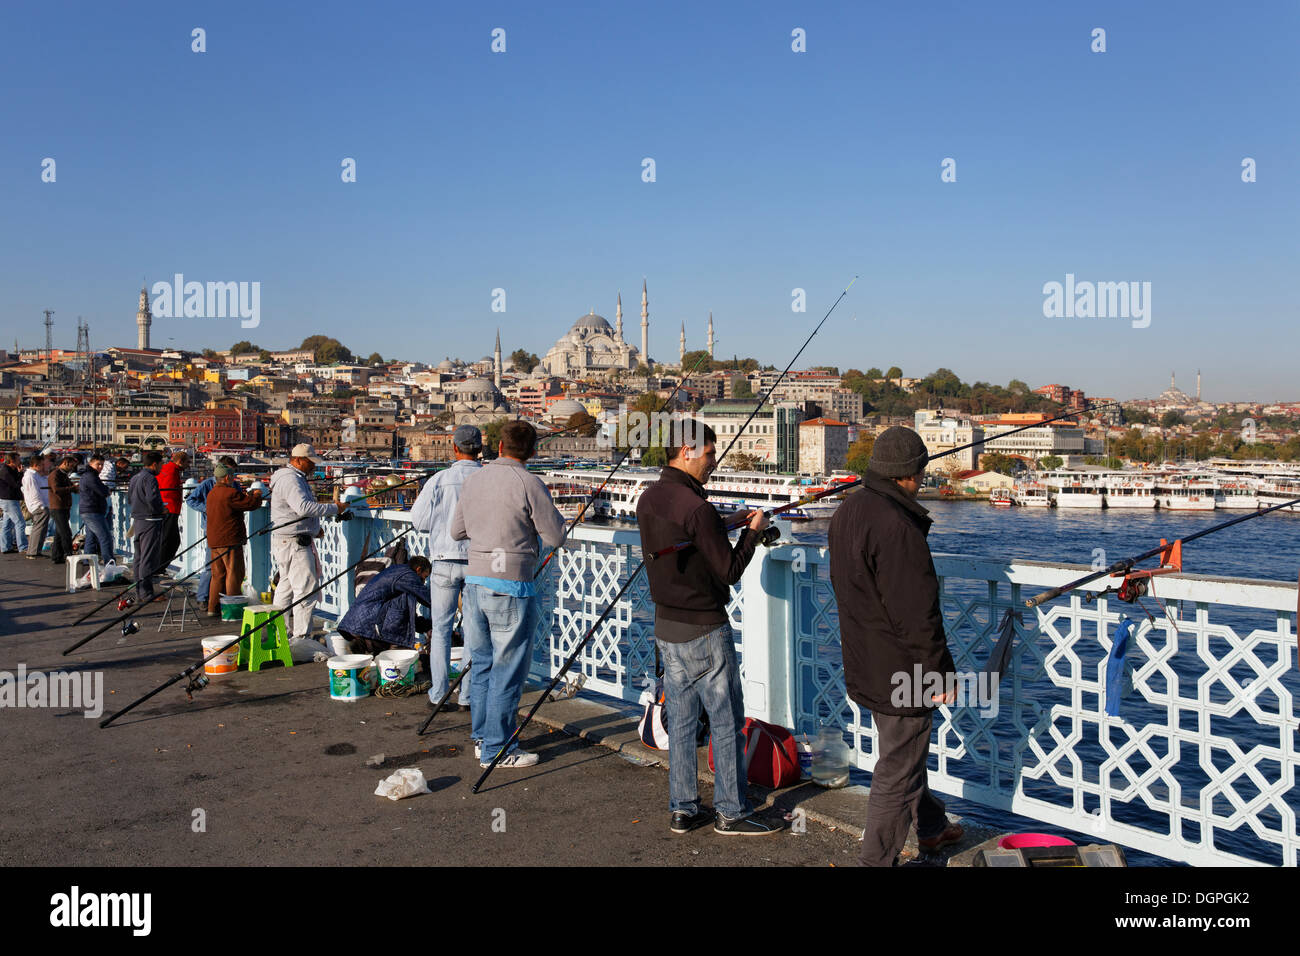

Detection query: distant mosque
xmin=1158 ymin=370 xmax=1202 ymax=405
xmin=539 ymin=280 xmax=717 ymax=378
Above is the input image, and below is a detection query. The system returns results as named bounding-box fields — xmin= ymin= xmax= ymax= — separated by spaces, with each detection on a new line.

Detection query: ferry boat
xmin=989 ymin=488 xmax=1013 ymax=507
xmin=539 ymin=468 xmax=843 ymax=521
xmin=1045 ymin=476 xmax=1106 ymax=509
xmin=1257 ymin=476 xmax=1300 ymax=513
xmin=542 ymin=477 xmax=595 ymax=521
xmin=1101 ymin=476 xmax=1158 ymax=510
xmin=1214 ymin=478 xmax=1263 ymax=511
xmin=1155 ymin=475 xmax=1216 ymax=512
xmin=1013 ymin=481 xmax=1051 ymax=508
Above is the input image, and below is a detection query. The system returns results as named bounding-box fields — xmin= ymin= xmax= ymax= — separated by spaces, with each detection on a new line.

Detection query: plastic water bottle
xmin=812 ymin=725 xmax=850 ymax=788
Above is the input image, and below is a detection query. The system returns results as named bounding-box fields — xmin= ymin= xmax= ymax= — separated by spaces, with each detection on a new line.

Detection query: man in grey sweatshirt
xmin=451 ymin=421 xmax=566 ymax=769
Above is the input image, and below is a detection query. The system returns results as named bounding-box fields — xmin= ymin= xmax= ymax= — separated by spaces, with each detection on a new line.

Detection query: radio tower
xmin=76 ymin=318 xmax=93 ymax=391
xmin=43 ymin=310 xmax=54 ymax=363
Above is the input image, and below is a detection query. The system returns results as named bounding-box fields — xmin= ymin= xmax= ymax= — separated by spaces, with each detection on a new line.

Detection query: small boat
xmin=1156 ymin=475 xmax=1216 ymax=511
xmin=1102 ymin=476 xmax=1157 ymax=510
xmin=989 ymin=488 xmax=1013 ymax=507
xmin=1013 ymin=481 xmax=1051 ymax=508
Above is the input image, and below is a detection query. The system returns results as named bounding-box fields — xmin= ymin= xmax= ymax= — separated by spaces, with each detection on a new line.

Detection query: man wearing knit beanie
xmin=828 ymin=425 xmax=963 ymax=865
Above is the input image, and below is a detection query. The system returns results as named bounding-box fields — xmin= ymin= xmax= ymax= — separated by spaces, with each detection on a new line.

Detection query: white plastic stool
xmin=67 ymin=554 xmax=101 ymax=593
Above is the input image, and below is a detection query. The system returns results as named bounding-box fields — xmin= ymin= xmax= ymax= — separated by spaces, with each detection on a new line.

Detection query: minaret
xmin=1196 ymin=369 xmax=1201 ymax=402
xmin=615 ymin=292 xmax=623 ymax=342
xmin=680 ymin=321 xmax=686 ymax=365
xmin=707 ymin=311 xmax=715 ymax=359
xmin=494 ymin=329 xmax=502 ymax=388
xmin=136 ymin=284 xmax=152 ymax=351
xmin=640 ymin=279 xmax=649 ymax=368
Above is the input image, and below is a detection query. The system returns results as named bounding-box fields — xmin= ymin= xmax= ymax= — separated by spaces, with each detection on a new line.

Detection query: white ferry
xmin=1214 ymin=478 xmax=1263 ymax=511
xmin=1102 ymin=476 xmax=1158 ymax=510
xmin=538 ymin=468 xmax=843 ymax=521
xmin=1155 ymin=475 xmax=1216 ymax=512
xmin=1013 ymin=481 xmax=1051 ymax=508
xmin=1045 ymin=475 xmax=1106 ymax=509
xmin=1257 ymin=476 xmax=1300 ymax=513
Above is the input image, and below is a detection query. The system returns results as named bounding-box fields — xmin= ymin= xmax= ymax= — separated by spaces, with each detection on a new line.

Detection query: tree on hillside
xmin=979 ymin=452 xmax=1020 ymax=476
xmin=481 ymin=417 xmax=511 ymax=457
xmin=1160 ymin=410 xmax=1185 ymax=429
xmin=1038 ymin=455 xmax=1064 ymax=471
xmin=231 ymin=340 xmax=262 ymax=354
xmin=732 ymin=378 xmax=754 ymax=399
xmin=565 ymin=410 xmax=598 ymax=438
xmin=845 ymin=434 xmax=875 ymax=475
xmin=300 ymin=335 xmax=353 ymax=364
xmin=886 ymin=366 xmax=903 ymax=380
xmin=366 ymin=352 xmax=384 ymax=365
xmin=865 ymin=367 xmax=883 ymax=379
xmin=510 ymin=349 xmax=540 ymax=372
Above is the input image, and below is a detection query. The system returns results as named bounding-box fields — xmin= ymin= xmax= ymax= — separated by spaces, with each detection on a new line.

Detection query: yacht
xmin=1101 ymin=476 xmax=1158 ymax=509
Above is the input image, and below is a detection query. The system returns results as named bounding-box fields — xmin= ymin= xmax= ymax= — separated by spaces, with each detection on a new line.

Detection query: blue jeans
xmin=463 ymin=582 xmax=538 ymax=760
xmin=80 ymin=512 xmax=113 ymax=564
xmin=658 ymin=625 xmax=749 ymax=819
xmin=0 ymin=499 xmax=27 ymax=551
xmin=197 ymin=545 xmax=212 ymax=604
xmin=427 ymin=560 xmax=471 ymax=703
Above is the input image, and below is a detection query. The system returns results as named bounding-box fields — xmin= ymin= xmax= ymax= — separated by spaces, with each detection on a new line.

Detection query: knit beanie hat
xmin=869 ymin=426 xmax=929 ymax=478
xmin=213 ymin=463 xmax=229 ymax=477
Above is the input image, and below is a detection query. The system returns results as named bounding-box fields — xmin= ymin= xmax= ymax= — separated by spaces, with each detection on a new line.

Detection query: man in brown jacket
xmin=47 ymin=455 xmax=79 ymax=565
xmin=204 ymin=462 xmax=262 ymax=617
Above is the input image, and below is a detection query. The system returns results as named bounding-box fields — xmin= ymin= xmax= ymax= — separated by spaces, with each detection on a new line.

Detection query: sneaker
xmin=714 ymin=812 xmax=786 ymax=836
xmin=918 ymin=820 xmax=964 ymax=851
xmin=670 ymin=809 xmax=714 ymax=834
xmin=480 ymin=749 xmax=538 ymax=769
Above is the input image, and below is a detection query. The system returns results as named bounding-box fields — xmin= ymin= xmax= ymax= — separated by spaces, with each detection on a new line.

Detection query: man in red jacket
xmin=156 ymin=450 xmax=189 ymax=567
xmin=828 ymin=426 xmax=963 ymax=866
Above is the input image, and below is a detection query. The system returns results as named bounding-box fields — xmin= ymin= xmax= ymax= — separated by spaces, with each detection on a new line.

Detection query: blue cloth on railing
xmin=1105 ymin=616 xmax=1136 ymax=717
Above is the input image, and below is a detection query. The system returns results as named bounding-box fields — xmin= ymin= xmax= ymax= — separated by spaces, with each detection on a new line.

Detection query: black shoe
xmin=670 ymin=809 xmax=714 ymax=834
xmin=714 ymin=812 xmax=786 ymax=836
xmin=1 ymin=549 xmax=16 ymax=554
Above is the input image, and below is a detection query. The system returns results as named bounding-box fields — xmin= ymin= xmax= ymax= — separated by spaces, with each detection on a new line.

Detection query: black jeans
xmin=159 ymin=513 xmax=181 ymax=567
xmin=49 ymin=508 xmax=73 ymax=563
xmin=860 ymin=710 xmax=949 ymax=867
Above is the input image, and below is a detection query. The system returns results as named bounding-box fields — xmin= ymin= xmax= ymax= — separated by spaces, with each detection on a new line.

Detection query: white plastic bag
xmin=373 ymin=767 xmax=430 ymax=801
xmin=99 ymin=560 xmax=127 ymax=584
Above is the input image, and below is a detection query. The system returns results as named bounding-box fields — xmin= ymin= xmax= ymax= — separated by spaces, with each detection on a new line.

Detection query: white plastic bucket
xmin=376 ymin=649 xmax=419 ymax=687
xmin=328 ymin=655 xmax=376 ymax=701
xmin=203 ymin=637 xmax=239 ymax=677
xmin=449 ymin=646 xmax=465 ymax=679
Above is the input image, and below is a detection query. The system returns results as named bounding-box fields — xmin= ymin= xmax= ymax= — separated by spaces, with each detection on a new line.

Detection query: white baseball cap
xmin=290 ymin=443 xmax=323 ymax=463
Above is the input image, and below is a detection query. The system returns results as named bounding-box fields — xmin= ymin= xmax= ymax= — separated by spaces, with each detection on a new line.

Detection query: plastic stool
xmin=238 ymin=604 xmax=293 ymax=672
xmin=66 ymin=554 xmax=101 ymax=593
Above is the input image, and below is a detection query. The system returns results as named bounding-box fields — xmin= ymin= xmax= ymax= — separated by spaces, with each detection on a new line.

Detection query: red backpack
xmin=708 ymin=717 xmax=801 ymax=789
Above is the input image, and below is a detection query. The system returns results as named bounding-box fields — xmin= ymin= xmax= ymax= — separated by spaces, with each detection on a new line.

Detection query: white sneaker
xmin=480 ymin=749 xmax=538 ymax=769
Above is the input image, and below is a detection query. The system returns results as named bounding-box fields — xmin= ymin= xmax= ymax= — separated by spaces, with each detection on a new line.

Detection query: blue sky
xmin=1 ymin=1 xmax=1296 ymax=401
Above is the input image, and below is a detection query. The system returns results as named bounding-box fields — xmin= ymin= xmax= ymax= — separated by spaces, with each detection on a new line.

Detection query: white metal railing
xmin=98 ymin=485 xmax=1298 ymax=866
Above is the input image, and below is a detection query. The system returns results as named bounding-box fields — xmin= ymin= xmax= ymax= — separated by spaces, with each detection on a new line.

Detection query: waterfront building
xmin=168 ymin=407 xmax=259 ymax=448
xmin=699 ymin=400 xmax=803 ymax=472
xmin=978 ymin=413 xmax=1084 ymax=463
xmin=798 ymin=417 xmax=849 ymax=474
xmin=916 ymin=411 xmax=984 ymax=472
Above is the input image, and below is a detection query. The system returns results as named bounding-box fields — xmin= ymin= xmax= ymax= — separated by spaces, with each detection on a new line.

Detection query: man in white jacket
xmin=269 ymin=444 xmax=348 ymax=660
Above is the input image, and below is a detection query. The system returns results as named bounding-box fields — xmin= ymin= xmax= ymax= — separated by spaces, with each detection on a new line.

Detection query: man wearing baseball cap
xmin=269 ymin=443 xmax=348 ymax=660
xmin=828 ymin=425 xmax=962 ymax=866
xmin=409 ymin=424 xmax=482 ymax=708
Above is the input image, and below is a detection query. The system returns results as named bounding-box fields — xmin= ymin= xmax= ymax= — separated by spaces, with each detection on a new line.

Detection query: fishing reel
xmin=117 ymin=595 xmax=135 ymax=612
xmin=757 ymin=526 xmax=781 ymax=548
xmin=184 ymin=673 xmax=209 ymax=701
xmin=121 ymin=619 xmax=139 ymax=637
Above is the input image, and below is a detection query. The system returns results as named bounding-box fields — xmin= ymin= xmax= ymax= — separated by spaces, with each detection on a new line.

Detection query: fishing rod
xmin=420 ymin=356 xmax=716 ymax=737
xmin=533 ymin=350 xmax=714 ymax=578
xmin=648 ymin=400 xmax=1121 ymax=560
xmin=473 ymin=275 xmax=858 ymax=793
xmin=981 ymin=493 xmax=1300 ymax=679
xmin=64 ymin=473 xmax=429 ymax=655
xmin=69 ymin=471 xmax=370 ymax=626
xmin=98 ymin=525 xmax=416 ymax=729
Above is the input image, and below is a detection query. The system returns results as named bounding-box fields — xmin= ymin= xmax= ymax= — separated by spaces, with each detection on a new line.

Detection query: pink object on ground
xmin=998 ymin=833 xmax=1076 ymax=849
